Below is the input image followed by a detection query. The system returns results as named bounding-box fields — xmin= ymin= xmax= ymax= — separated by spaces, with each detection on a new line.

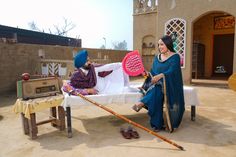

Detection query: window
xmin=165 ymin=18 xmax=186 ymax=68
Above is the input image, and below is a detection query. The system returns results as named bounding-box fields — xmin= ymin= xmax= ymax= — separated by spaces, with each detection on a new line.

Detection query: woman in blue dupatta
xmin=132 ymin=35 xmax=185 ymax=132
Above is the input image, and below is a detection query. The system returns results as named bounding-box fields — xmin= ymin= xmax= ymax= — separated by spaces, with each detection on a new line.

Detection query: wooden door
xmin=213 ymin=34 xmax=234 ymax=77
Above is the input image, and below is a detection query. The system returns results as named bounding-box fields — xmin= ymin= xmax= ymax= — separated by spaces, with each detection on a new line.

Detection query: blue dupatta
xmin=141 ymin=53 xmax=185 ymax=130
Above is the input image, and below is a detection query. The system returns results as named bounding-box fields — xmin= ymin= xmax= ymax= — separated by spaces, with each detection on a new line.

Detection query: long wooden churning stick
xmin=76 ymin=93 xmax=184 ymax=151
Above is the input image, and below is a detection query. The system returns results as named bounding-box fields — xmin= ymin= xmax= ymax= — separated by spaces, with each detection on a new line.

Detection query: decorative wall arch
xmin=192 ymin=11 xmax=235 ymax=78
xmin=165 ymin=18 xmax=186 ymax=68
xmin=142 ymin=35 xmax=155 ymax=55
xmin=192 ymin=10 xmax=235 ymax=24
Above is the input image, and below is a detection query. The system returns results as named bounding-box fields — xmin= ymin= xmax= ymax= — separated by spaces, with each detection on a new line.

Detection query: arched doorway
xmin=192 ymin=11 xmax=235 ymax=80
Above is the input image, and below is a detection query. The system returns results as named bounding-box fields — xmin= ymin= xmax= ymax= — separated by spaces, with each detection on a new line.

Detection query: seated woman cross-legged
xmin=132 ymin=35 xmax=185 ymax=133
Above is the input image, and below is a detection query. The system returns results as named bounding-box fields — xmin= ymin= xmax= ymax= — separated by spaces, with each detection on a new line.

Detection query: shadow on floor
xmin=0 ymin=91 xmax=17 ymax=107
xmin=36 ymin=110 xmax=236 ymax=151
xmin=0 ymin=115 xmax=3 ymax=121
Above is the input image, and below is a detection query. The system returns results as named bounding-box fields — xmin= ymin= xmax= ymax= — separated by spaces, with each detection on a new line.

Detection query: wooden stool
xmin=21 ymin=106 xmax=65 ymax=139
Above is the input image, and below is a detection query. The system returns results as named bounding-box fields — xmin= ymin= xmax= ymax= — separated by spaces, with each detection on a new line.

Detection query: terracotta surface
xmin=0 ymin=80 xmax=236 ymax=157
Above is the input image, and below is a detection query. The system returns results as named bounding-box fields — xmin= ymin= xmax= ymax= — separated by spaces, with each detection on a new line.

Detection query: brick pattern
xmin=0 ymin=43 xmax=129 ymax=94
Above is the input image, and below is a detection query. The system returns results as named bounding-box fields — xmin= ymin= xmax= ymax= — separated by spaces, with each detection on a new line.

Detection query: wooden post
xmin=50 ymin=107 xmax=57 ymax=127
xmin=21 ymin=113 xmax=29 ymax=135
xmin=28 ymin=113 xmax=38 ymax=139
xmin=58 ymin=106 xmax=65 ymax=131
xmin=66 ymin=107 xmax=72 ymax=138
xmin=191 ymin=106 xmax=196 ymax=121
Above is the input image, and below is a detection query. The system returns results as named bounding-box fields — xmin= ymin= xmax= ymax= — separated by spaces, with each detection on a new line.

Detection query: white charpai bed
xmin=61 ymin=63 xmax=200 ymax=137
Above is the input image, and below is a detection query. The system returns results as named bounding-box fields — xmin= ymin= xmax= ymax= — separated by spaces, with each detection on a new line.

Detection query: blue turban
xmin=74 ymin=50 xmax=88 ymax=68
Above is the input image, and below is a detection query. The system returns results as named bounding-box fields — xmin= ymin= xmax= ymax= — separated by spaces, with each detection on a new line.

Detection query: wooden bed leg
xmin=191 ymin=106 xmax=196 ymax=121
xmin=58 ymin=106 xmax=66 ymax=131
xmin=66 ymin=107 xmax=72 ymax=138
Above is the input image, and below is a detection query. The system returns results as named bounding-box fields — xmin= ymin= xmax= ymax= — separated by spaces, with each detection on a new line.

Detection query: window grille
xmin=165 ymin=18 xmax=186 ymax=68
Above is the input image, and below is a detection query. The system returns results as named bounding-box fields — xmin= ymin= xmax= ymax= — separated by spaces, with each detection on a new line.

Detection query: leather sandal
xmin=132 ymin=104 xmax=143 ymax=112
xmin=120 ymin=128 xmax=132 ymax=139
xmin=127 ymin=126 xmax=140 ymax=139
xmin=153 ymin=126 xmax=166 ymax=132
xmin=153 ymin=127 xmax=161 ymax=132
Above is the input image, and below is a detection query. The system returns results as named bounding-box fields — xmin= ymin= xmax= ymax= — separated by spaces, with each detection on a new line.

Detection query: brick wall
xmin=0 ymin=43 xmax=129 ymax=94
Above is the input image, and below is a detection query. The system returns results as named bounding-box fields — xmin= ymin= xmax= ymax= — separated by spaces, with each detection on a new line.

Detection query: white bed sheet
xmin=62 ymin=84 xmax=199 ymax=108
xmin=61 ymin=62 xmax=199 ymax=108
xmin=183 ymin=86 xmax=200 ymax=106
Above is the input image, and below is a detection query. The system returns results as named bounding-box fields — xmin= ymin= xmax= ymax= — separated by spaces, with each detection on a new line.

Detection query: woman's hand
xmin=151 ymin=73 xmax=163 ymax=84
xmin=141 ymin=71 xmax=148 ymax=77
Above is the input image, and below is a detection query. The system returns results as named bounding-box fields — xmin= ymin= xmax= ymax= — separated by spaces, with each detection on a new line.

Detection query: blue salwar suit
xmin=140 ymin=53 xmax=185 ymax=130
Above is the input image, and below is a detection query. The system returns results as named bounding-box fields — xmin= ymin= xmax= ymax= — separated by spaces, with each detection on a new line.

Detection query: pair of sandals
xmin=120 ymin=126 xmax=140 ymax=139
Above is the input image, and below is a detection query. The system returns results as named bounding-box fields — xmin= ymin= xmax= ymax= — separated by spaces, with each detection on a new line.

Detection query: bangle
xmin=154 ymin=76 xmax=159 ymax=82
xmin=155 ymin=74 xmax=162 ymax=82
